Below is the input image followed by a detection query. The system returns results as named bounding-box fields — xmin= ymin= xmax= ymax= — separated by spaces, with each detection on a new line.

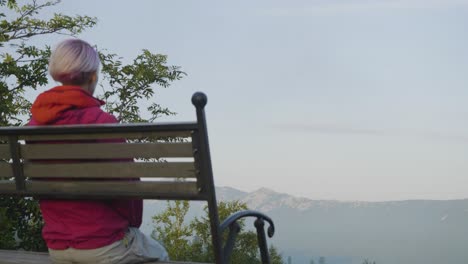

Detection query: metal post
xmin=8 ymin=136 xmax=25 ymax=191
xmin=223 ymin=222 xmax=241 ymax=263
xmin=255 ymin=218 xmax=270 ymax=264
xmin=192 ymin=92 xmax=224 ymax=264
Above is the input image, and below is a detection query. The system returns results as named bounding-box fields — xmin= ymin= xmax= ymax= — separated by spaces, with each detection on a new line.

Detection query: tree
xmin=152 ymin=200 xmax=284 ymax=263
xmin=310 ymin=259 xmax=315 ymax=264
xmin=0 ymin=0 xmax=184 ymax=251
xmin=362 ymin=259 xmax=377 ymax=264
xmin=268 ymin=246 xmax=284 ymax=264
xmin=151 ymin=200 xmax=193 ymax=261
xmin=190 ymin=201 xmax=259 ymax=263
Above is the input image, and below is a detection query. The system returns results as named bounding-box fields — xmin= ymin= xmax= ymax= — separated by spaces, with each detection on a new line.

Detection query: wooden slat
xmin=20 ymin=131 xmax=192 ymax=141
xmin=0 ymin=249 xmax=211 ymax=264
xmin=0 ymin=249 xmax=49 ymax=264
xmin=0 ymin=163 xmax=13 ymax=178
xmin=0 ymin=180 xmax=15 ymax=192
xmin=0 ymin=180 xmax=205 ymax=200
xmin=27 ymin=181 xmax=198 ymax=196
xmin=23 ymin=162 xmax=196 ymax=178
xmin=21 ymin=142 xmax=193 ymax=159
xmin=0 ymin=145 xmax=10 ymax=159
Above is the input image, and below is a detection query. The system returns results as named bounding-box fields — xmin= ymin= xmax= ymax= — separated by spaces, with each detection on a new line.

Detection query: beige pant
xmin=48 ymin=228 xmax=169 ymax=264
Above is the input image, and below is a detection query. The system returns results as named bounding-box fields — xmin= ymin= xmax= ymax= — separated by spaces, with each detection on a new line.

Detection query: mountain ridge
xmin=217 ymin=186 xmax=468 ymax=212
xmin=143 ymin=186 xmax=468 ymax=264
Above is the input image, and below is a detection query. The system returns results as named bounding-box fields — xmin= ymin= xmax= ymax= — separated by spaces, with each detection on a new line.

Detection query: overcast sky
xmin=31 ymin=0 xmax=468 ymax=201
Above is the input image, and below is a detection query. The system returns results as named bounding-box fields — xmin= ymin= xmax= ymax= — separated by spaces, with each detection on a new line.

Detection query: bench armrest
xmin=220 ymin=210 xmax=275 ymax=264
xmin=220 ymin=210 xmax=275 ymax=236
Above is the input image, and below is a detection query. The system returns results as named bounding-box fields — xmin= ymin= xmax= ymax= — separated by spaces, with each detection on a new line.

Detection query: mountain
xmin=142 ymin=187 xmax=468 ymax=264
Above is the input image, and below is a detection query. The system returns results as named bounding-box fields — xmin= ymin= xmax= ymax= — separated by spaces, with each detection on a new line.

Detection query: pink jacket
xmin=28 ymin=85 xmax=142 ymax=250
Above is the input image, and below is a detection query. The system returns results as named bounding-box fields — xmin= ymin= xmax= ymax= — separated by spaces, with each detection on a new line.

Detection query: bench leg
xmin=208 ymin=199 xmax=224 ymax=264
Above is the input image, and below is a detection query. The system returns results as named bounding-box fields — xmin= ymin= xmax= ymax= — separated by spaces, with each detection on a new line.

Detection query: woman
xmin=28 ymin=39 xmax=168 ymax=264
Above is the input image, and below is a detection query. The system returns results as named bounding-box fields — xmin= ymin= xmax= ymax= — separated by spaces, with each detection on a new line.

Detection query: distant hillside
xmin=142 ymin=187 xmax=468 ymax=264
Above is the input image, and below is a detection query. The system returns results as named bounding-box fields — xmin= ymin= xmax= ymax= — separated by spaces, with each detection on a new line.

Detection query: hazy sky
xmin=30 ymin=0 xmax=468 ymax=201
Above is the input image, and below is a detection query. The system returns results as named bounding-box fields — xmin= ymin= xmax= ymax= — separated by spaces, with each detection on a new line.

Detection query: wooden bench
xmin=0 ymin=249 xmax=209 ymax=264
xmin=0 ymin=92 xmax=275 ymax=264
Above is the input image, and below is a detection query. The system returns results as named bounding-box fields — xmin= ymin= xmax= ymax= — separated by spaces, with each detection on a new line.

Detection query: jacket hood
xmin=31 ymin=86 xmax=104 ymax=124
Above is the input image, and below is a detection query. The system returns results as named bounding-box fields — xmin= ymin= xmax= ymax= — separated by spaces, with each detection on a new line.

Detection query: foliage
xmin=362 ymin=259 xmax=377 ymax=264
xmin=189 ymin=201 xmax=260 ymax=263
xmin=268 ymin=246 xmax=284 ymax=264
xmin=99 ymin=49 xmax=184 ymax=123
xmin=151 ymin=200 xmax=193 ymax=260
xmin=0 ymin=197 xmax=45 ymax=251
xmin=152 ymin=200 xmax=284 ymax=263
xmin=0 ymin=0 xmax=183 ymax=251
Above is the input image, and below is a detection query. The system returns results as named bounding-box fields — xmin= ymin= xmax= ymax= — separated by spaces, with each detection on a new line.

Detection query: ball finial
xmin=192 ymin=92 xmax=207 ymax=108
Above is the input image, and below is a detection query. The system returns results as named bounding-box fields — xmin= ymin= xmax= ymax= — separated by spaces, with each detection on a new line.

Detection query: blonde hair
xmin=49 ymin=39 xmax=100 ymax=85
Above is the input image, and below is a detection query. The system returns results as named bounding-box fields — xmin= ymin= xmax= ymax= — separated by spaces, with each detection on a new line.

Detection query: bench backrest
xmin=0 ymin=92 xmax=224 ymax=263
xmin=0 ymin=123 xmax=202 ymax=199
xmin=0 ymin=93 xmax=215 ymax=201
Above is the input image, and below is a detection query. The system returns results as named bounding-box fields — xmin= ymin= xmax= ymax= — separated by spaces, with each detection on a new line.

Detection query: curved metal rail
xmin=220 ymin=210 xmax=275 ymax=264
